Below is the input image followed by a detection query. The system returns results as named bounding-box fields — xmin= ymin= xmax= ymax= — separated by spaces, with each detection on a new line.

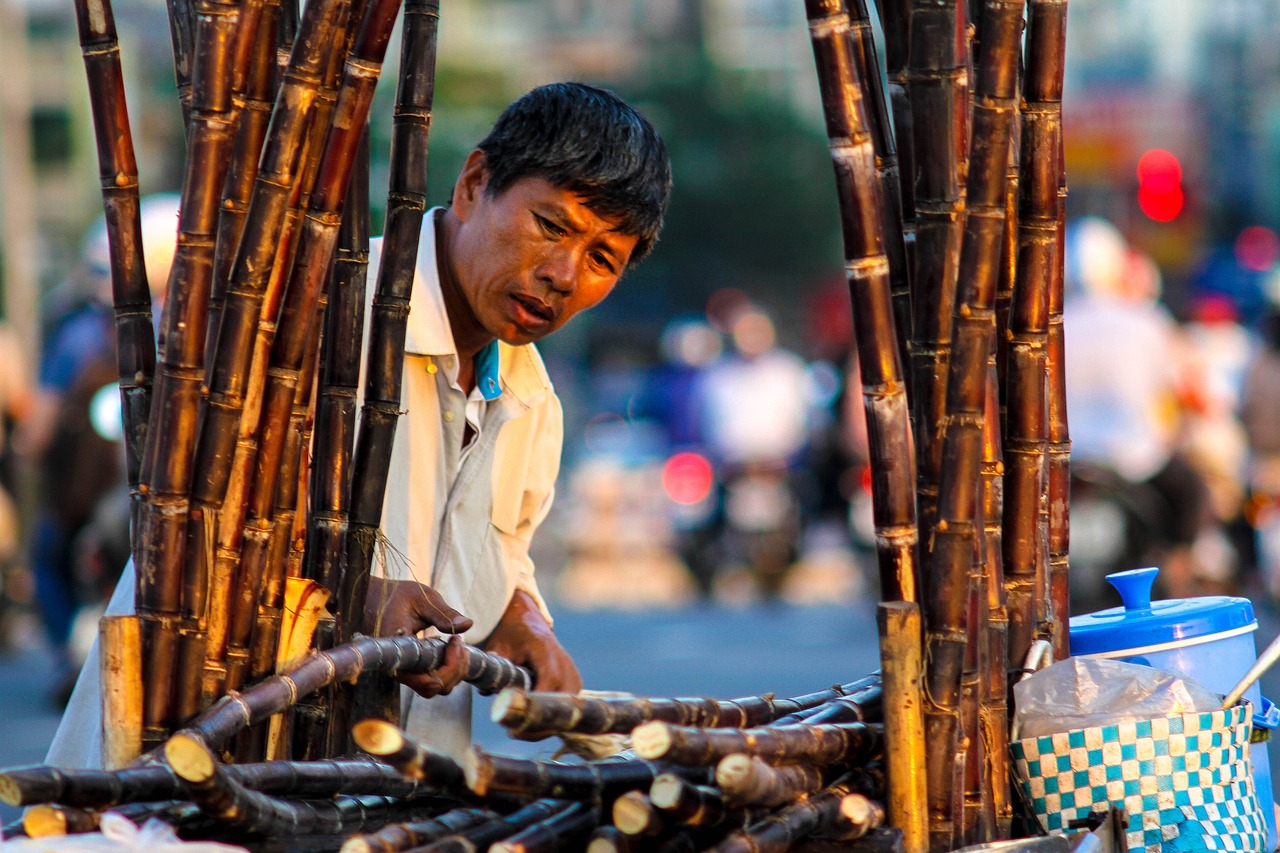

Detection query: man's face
xmin=448 ymin=152 xmax=640 ymax=346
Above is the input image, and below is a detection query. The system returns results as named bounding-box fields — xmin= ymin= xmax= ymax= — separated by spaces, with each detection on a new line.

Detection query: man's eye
xmin=535 ymin=214 xmax=565 ymax=237
xmin=591 ymin=252 xmax=616 ymax=274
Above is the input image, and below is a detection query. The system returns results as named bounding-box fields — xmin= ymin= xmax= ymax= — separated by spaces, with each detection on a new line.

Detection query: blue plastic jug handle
xmin=1106 ymin=567 xmax=1159 ymax=611
xmin=1254 ymin=696 xmax=1280 ymax=730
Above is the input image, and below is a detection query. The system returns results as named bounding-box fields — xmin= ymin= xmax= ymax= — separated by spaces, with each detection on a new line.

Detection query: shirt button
xmin=443 ymin=410 xmax=455 ymax=422
xmin=426 ymin=362 xmax=437 ymax=374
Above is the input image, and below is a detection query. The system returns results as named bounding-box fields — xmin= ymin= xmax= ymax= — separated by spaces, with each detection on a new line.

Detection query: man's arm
xmin=483 ymin=589 xmax=582 ymax=693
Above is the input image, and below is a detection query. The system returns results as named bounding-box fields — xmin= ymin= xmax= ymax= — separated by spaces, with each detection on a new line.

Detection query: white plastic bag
xmin=0 ymin=814 xmax=249 ymax=852
xmin=1012 ymin=656 xmax=1222 ymax=739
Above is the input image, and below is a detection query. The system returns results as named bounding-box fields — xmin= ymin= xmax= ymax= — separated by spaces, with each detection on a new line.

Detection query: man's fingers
xmin=416 ymin=586 xmax=474 ymax=635
xmin=400 ymin=671 xmax=447 ymax=698
xmin=435 ymin=636 xmax=471 ymax=693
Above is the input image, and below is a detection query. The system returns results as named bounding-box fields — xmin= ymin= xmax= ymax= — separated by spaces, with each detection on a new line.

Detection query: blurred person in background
xmin=14 ymin=193 xmax=178 ymax=704
xmin=693 ymin=303 xmax=811 ymax=597
xmin=1239 ymin=301 xmax=1280 ymax=598
xmin=1063 ymin=216 xmax=1216 ymax=599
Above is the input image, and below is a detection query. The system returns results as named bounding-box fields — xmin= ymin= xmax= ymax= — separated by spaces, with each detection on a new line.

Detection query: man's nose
xmin=537 ymin=249 xmax=578 ymax=294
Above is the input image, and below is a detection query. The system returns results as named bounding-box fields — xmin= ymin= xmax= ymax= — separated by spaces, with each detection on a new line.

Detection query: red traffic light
xmin=1136 ymin=148 xmax=1184 ymax=222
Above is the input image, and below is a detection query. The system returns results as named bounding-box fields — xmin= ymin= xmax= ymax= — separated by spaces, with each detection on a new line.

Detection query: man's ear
xmin=451 ymin=149 xmax=489 ymax=221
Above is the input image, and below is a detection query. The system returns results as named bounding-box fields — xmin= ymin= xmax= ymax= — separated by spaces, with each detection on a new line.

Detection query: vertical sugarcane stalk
xmin=71 ymin=0 xmax=157 ymax=523
xmin=804 ymin=0 xmax=918 ymax=604
xmin=99 ymin=616 xmax=143 ymax=770
xmin=133 ymin=0 xmax=245 ymax=744
xmin=228 ymin=0 xmax=387 ymax=710
xmin=190 ymin=0 xmax=355 ymax=709
xmin=906 ymin=0 xmax=966 ymax=549
xmin=1029 ymin=13 xmax=1066 ymax=651
xmin=876 ymin=0 xmax=916 ymax=303
xmin=334 ymin=0 xmax=440 ymax=645
xmin=1047 ymin=198 xmax=1070 ymax=656
xmin=876 ymin=603 xmax=926 ymax=853
xmin=994 ymin=108 xmax=1021 ymax=397
xmin=294 ymin=132 xmax=372 ymax=760
xmin=846 ymin=0 xmax=912 ymax=373
xmin=1004 ymin=0 xmax=1066 ymax=671
xmin=980 ymin=367 xmax=1011 ymax=836
xmin=167 ymin=0 xmax=197 ymax=123
xmin=208 ymin=0 xmax=282 ymax=371
xmin=922 ymin=0 xmax=1022 ymax=845
xmin=329 ymin=0 xmax=441 ymax=753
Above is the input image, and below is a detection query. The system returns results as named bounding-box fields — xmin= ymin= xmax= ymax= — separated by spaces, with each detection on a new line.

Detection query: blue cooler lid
xmin=1069 ymin=566 xmax=1257 ymax=656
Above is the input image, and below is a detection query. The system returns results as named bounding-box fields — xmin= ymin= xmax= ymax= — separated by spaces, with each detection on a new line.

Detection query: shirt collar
xmin=404 ymin=208 xmax=551 ymax=406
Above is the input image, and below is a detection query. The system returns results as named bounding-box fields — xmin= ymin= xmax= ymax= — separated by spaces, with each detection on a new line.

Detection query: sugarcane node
xmin=631 ymin=721 xmax=672 ymax=760
xmin=612 ymin=790 xmax=659 ymax=836
xmin=165 ymin=732 xmax=218 ymax=784
xmin=22 ymin=805 xmax=68 ymax=838
xmin=714 ymin=754 xmax=752 ymax=791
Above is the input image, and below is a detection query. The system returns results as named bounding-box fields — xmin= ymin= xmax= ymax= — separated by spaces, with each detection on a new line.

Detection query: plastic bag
xmin=1012 ymin=656 xmax=1222 ymax=739
xmin=0 ymin=814 xmax=248 ymax=852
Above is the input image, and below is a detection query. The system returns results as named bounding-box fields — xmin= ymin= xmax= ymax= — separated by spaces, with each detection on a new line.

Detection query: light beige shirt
xmin=371 ymin=207 xmax=559 ymax=646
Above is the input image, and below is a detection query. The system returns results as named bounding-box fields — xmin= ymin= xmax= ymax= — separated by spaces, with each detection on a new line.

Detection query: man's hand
xmin=364 ymin=576 xmax=474 ymax=698
xmin=483 ymin=590 xmax=582 ymax=693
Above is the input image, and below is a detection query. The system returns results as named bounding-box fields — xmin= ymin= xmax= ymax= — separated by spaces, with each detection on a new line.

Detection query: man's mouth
xmin=510 ymin=293 xmax=555 ymax=329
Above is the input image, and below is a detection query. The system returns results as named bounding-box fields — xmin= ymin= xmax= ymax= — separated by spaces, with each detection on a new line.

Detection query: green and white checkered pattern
xmin=1010 ymin=702 xmax=1267 ymax=852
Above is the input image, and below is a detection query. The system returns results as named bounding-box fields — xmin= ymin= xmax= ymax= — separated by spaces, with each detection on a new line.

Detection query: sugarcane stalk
xmin=845 ymin=0 xmax=912 ymax=372
xmin=0 ymin=756 xmax=435 ymax=809
xmin=613 ymin=791 xmax=665 ymax=837
xmin=772 ymin=683 xmax=884 ymax=726
xmin=805 ymin=0 xmax=918 ymax=603
xmin=1005 ymin=0 xmax=1066 ymax=672
xmin=98 ymin=615 xmax=143 ymax=770
xmin=875 ymin=603 xmax=926 ymax=853
xmin=494 ymin=676 xmax=881 ymax=741
xmin=904 ymin=0 xmax=966 ymax=549
xmin=414 ymin=800 xmax=571 ymax=853
xmin=707 ymin=775 xmax=868 ymax=853
xmin=589 ymin=825 xmax=645 ymax=853
xmin=980 ymin=366 xmax=1011 ymax=836
xmin=165 ymin=732 xmax=450 ymax=835
xmin=336 ymin=0 xmax=440 ymax=649
xmin=167 ymin=0 xmax=197 ymax=123
xmin=632 ymin=722 xmax=884 ymax=768
xmin=463 ymin=748 xmax=707 ymax=802
xmin=71 ymin=0 xmax=156 ymax=512
xmin=876 ymin=0 xmax=916 ymax=268
xmin=649 ymin=775 xmax=734 ymax=827
xmin=1047 ymin=196 xmax=1070 ymax=658
xmin=830 ymin=794 xmax=887 ymax=840
xmin=920 ymin=0 xmax=1022 ymax=844
xmin=715 ymin=755 xmax=824 ymax=807
xmin=21 ymin=804 xmax=103 ymax=838
xmin=488 ymin=802 xmax=599 ymax=853
xmin=341 ymin=808 xmax=499 ymax=853
xmin=174 ymin=635 xmax=527 ymax=754
xmin=352 ymin=719 xmax=468 ymax=793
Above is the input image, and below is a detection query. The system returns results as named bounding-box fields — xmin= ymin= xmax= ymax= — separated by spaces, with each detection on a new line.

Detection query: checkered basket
xmin=1010 ymin=701 xmax=1268 ymax=852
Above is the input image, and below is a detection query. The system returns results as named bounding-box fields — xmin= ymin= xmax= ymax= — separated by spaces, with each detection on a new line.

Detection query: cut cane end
xmin=587 ymin=838 xmax=619 ymax=853
xmin=648 ymin=773 xmax=683 ymax=809
xmin=612 ymin=791 xmax=656 ymax=836
xmin=22 ymin=805 xmax=67 ymax=838
xmin=352 ymin=718 xmax=402 ymax=757
xmin=715 ymin=753 xmax=753 ymax=791
xmin=840 ymin=792 xmax=871 ymax=824
xmin=491 ymin=687 xmax=529 ymax=727
xmin=489 ymin=843 xmax=522 ymax=853
xmin=165 ymin=732 xmax=216 ymax=784
xmin=630 ymin=721 xmax=671 ymax=760
xmin=339 ymin=838 xmax=375 ymax=853
xmin=0 ymin=774 xmax=24 ymax=807
xmin=462 ymin=745 xmax=493 ymax=796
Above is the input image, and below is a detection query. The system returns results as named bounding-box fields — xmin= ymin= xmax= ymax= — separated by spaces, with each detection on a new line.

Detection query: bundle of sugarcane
xmin=2 ymin=676 xmax=901 ymax=852
xmin=801 ymin=0 xmax=1069 ymax=848
xmin=69 ymin=0 xmax=449 ymax=763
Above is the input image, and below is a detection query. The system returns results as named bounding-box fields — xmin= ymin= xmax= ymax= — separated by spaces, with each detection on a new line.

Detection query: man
xmin=356 ymin=81 xmax=671 ymax=753
xmin=46 ymin=82 xmax=671 ymax=765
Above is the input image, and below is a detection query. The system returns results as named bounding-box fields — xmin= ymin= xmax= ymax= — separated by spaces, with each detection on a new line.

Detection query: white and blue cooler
xmin=1069 ymin=566 xmax=1279 ymax=851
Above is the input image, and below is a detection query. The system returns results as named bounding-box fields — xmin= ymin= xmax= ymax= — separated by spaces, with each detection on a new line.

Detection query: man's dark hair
xmin=477 ymin=82 xmax=672 ymax=264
